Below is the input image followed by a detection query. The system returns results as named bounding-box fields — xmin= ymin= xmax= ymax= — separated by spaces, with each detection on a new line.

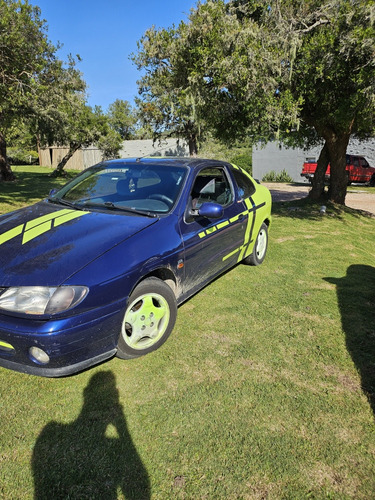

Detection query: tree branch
xmin=299 ymin=18 xmax=330 ymax=33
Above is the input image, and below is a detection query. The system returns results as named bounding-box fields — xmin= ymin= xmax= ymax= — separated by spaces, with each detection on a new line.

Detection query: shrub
xmin=8 ymin=148 xmax=39 ymax=165
xmin=198 ymin=139 xmax=252 ymax=175
xmin=230 ymin=153 xmax=252 ymax=175
xmin=262 ymin=169 xmax=293 ymax=182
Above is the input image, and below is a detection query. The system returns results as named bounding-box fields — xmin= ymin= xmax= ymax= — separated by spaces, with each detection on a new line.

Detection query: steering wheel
xmin=148 ymin=194 xmax=174 ymax=206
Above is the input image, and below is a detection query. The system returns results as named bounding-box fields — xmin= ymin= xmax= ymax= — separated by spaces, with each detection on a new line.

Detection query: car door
xmin=179 ymin=166 xmax=247 ymax=296
xmin=358 ymin=157 xmax=371 ymax=182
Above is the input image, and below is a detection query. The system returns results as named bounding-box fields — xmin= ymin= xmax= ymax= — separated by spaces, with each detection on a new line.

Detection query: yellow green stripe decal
xmin=237 ymin=198 xmax=254 ymax=261
xmin=0 ymin=340 xmax=14 ymax=351
xmin=24 ymin=209 xmax=73 ymax=230
xmin=0 ymin=209 xmax=89 ymax=246
xmin=0 ymin=225 xmax=23 ymax=246
xmin=22 ymin=221 xmax=52 ymax=244
xmin=53 ymin=211 xmax=86 ymax=227
xmin=223 ymin=197 xmax=259 ymax=262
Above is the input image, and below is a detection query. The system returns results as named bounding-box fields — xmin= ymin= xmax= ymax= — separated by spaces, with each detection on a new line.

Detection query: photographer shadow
xmin=325 ymin=265 xmax=375 ymax=416
xmin=32 ymin=371 xmax=150 ymax=499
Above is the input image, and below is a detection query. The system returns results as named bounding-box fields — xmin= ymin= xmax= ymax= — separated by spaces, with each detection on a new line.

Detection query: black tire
xmin=117 ymin=277 xmax=177 ymax=359
xmin=243 ymin=223 xmax=268 ymax=266
xmin=370 ymin=174 xmax=375 ymax=187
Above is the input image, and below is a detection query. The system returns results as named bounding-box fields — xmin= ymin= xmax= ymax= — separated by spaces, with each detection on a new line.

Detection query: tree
xmin=132 ymin=1 xmax=299 ymax=156
xmin=0 ymin=0 xmax=84 ymax=181
xmin=132 ymin=23 xmax=210 ymax=156
xmin=136 ymin=0 xmax=375 ymax=204
xmin=46 ymin=104 xmax=122 ymax=176
xmin=107 ymin=99 xmax=137 ymax=140
xmin=206 ymin=0 xmax=375 ymax=204
xmin=274 ymin=0 xmax=375 ymax=203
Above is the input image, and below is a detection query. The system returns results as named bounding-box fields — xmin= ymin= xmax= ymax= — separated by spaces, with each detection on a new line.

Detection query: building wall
xmin=253 ymin=138 xmax=375 ymax=183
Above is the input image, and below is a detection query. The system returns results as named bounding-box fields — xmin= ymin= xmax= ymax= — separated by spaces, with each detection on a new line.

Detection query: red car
xmin=301 ymin=154 xmax=375 ymax=185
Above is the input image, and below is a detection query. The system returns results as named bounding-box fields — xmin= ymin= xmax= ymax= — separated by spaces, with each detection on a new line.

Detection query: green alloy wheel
xmin=117 ymin=277 xmax=177 ymax=359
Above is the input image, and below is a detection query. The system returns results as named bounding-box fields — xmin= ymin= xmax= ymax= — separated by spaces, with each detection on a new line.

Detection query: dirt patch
xmin=263 ymin=183 xmax=375 ymax=215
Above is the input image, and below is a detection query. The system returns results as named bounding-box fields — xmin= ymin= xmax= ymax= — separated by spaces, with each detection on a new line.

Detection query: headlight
xmin=0 ymin=286 xmax=88 ymax=315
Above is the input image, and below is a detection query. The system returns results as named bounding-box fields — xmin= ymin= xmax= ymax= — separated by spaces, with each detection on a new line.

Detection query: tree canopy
xmin=0 ymin=0 xmax=123 ymax=180
xmin=107 ymin=99 xmax=137 ymax=140
xmin=132 ymin=23 xmax=211 ymax=155
xmin=134 ymin=0 xmax=375 ymax=204
xmin=0 ymin=1 xmax=81 ymax=179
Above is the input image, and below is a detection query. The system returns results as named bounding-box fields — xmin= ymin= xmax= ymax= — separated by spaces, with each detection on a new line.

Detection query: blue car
xmin=0 ymin=158 xmax=271 ymax=376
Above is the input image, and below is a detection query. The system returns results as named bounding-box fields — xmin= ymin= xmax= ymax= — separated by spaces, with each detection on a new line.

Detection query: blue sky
xmin=33 ymin=0 xmax=196 ymax=111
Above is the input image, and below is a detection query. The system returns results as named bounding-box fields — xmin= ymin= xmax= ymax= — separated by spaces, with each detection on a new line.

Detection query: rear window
xmin=231 ymin=169 xmax=256 ymax=199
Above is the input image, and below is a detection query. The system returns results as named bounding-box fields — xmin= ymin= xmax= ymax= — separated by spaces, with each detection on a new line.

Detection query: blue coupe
xmin=0 ymin=158 xmax=271 ymax=376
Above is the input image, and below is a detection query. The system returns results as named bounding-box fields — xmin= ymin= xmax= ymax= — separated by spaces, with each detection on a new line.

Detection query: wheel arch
xmin=262 ymin=216 xmax=271 ymax=229
xmin=131 ymin=267 xmax=179 ymax=298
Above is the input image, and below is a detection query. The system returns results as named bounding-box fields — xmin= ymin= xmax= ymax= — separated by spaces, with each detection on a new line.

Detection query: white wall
xmin=253 ymin=138 xmax=375 ymax=183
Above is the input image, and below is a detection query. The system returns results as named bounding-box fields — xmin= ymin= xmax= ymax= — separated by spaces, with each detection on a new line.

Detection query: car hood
xmin=0 ymin=202 xmax=158 ymax=286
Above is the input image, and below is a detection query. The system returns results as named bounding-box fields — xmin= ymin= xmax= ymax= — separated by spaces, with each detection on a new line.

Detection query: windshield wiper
xmin=104 ymin=202 xmax=158 ymax=218
xmin=83 ymin=201 xmax=158 ymax=218
xmin=47 ymin=197 xmax=85 ymax=210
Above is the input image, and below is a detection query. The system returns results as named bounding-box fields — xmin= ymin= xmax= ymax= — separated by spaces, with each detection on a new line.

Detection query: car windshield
xmin=49 ymin=162 xmax=188 ymax=214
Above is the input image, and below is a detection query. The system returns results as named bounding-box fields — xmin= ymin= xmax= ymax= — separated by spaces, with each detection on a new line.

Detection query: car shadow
xmin=325 ymin=265 xmax=375 ymax=416
xmin=32 ymin=371 xmax=150 ymax=499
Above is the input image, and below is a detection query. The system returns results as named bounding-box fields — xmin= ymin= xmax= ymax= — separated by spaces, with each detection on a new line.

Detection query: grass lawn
xmin=0 ymin=165 xmax=77 ymax=214
xmin=0 ymin=167 xmax=375 ymax=499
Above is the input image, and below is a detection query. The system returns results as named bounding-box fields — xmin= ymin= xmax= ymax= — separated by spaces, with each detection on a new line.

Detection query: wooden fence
xmin=38 ymin=147 xmax=102 ymax=171
xmin=38 ymin=139 xmax=188 ymax=171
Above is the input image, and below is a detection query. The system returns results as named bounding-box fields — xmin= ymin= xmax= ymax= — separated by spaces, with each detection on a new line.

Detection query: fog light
xmin=29 ymin=347 xmax=50 ymax=365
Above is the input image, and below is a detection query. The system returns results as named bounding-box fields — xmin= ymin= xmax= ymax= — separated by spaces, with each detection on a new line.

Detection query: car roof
xmin=101 ymin=157 xmax=231 ymax=171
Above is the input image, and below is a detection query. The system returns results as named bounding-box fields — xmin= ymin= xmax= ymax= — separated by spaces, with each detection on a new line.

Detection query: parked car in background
xmin=0 ymin=158 xmax=271 ymax=377
xmin=301 ymin=154 xmax=375 ymax=185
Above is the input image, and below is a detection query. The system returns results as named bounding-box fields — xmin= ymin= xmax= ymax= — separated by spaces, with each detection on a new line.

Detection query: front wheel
xmin=117 ymin=277 xmax=177 ymax=359
xmin=243 ymin=223 xmax=268 ymax=266
xmin=370 ymin=174 xmax=375 ymax=187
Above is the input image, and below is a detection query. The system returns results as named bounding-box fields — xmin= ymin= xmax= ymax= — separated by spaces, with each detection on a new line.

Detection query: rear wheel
xmin=117 ymin=277 xmax=177 ymax=359
xmin=243 ymin=223 xmax=268 ymax=266
xmin=370 ymin=174 xmax=375 ymax=187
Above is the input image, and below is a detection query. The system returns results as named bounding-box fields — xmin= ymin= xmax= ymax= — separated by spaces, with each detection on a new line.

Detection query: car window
xmin=359 ymin=158 xmax=369 ymax=168
xmin=231 ymin=169 xmax=256 ymax=199
xmin=191 ymin=167 xmax=233 ymax=209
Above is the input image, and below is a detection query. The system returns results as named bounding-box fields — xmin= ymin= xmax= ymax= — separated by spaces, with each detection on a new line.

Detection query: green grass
xmin=348 ymin=185 xmax=375 ymax=194
xmin=0 ymin=165 xmax=77 ymax=214
xmin=1 ymin=168 xmax=375 ymax=499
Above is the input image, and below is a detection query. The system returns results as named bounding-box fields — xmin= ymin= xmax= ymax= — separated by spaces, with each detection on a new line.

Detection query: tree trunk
xmin=309 ymin=141 xmax=329 ymax=201
xmin=324 ymin=130 xmax=351 ymax=205
xmin=0 ymin=132 xmax=16 ymax=182
xmin=188 ymin=135 xmax=198 ymax=157
xmin=185 ymin=121 xmax=198 ymax=157
xmin=51 ymin=143 xmax=80 ymax=177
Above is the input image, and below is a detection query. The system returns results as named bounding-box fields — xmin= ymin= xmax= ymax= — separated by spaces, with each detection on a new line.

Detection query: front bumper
xmin=0 ymin=300 xmax=125 ymax=377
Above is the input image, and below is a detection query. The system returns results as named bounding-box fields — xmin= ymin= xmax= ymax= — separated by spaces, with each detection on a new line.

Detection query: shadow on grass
xmin=272 ymin=198 xmax=374 ymax=221
xmin=325 ymin=265 xmax=375 ymax=417
xmin=32 ymin=371 xmax=150 ymax=499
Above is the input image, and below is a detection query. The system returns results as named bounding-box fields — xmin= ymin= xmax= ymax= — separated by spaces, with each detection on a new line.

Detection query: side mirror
xmin=198 ymin=202 xmax=223 ymax=219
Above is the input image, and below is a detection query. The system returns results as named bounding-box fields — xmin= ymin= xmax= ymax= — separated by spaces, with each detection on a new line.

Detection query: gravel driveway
xmin=263 ymin=183 xmax=375 ymax=215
